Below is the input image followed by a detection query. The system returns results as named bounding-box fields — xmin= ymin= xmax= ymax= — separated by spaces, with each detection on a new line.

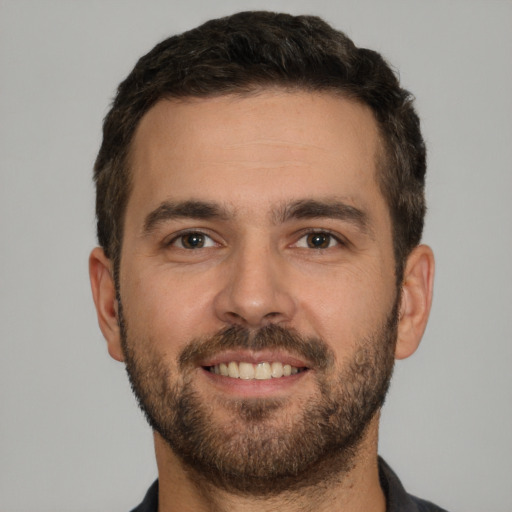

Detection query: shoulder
xmin=129 ymin=480 xmax=159 ymax=512
xmin=409 ymin=494 xmax=450 ymax=512
xmin=378 ymin=457 xmax=450 ymax=512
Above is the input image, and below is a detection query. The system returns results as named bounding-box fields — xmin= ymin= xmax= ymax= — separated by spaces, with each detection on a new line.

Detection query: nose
xmin=213 ymin=242 xmax=297 ymax=329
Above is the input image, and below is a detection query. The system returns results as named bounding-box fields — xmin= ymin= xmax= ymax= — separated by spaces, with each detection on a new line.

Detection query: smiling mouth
xmin=205 ymin=361 xmax=308 ymax=380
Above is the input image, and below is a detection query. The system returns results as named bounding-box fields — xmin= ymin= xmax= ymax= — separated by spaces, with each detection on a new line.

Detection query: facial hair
xmin=118 ymin=299 xmax=398 ymax=496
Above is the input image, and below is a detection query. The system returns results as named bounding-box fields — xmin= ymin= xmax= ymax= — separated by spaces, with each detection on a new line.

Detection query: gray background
xmin=1 ymin=1 xmax=511 ymax=511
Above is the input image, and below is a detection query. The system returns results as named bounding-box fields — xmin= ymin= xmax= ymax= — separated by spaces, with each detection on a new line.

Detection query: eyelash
xmin=164 ymin=229 xmax=347 ymax=251
xmin=165 ymin=230 xmax=218 ymax=249
xmin=293 ymin=229 xmax=347 ymax=250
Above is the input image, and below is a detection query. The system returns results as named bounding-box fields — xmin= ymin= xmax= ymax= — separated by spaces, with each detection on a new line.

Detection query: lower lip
xmin=200 ymin=367 xmax=311 ymax=397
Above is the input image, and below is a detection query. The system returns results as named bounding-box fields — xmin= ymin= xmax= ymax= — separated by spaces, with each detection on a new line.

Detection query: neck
xmin=153 ymin=417 xmax=386 ymax=512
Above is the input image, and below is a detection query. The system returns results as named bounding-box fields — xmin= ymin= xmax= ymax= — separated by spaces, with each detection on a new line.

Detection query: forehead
xmin=127 ymin=90 xmax=385 ymax=220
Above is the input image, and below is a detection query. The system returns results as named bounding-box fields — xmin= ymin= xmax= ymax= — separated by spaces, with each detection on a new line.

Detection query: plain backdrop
xmin=1 ymin=1 xmax=511 ymax=511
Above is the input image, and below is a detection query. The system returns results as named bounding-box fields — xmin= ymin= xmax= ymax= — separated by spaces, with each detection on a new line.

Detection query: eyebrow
xmin=142 ymin=198 xmax=372 ymax=237
xmin=274 ymin=199 xmax=372 ymax=236
xmin=143 ymin=200 xmax=229 ymax=235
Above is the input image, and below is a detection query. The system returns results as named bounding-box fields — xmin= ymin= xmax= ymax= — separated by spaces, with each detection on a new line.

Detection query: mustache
xmin=178 ymin=324 xmax=334 ymax=371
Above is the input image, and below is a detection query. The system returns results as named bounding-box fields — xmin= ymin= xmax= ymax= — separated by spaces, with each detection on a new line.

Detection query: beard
xmin=118 ymin=298 xmax=398 ymax=496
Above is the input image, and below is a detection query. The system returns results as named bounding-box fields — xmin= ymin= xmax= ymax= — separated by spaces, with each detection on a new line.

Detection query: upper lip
xmin=199 ymin=350 xmax=311 ymax=369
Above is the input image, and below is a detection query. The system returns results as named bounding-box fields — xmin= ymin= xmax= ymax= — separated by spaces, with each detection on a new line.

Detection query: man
xmin=89 ymin=11 xmax=443 ymax=512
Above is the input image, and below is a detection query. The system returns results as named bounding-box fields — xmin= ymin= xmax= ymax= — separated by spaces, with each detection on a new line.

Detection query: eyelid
xmin=161 ymin=227 xmax=349 ymax=249
xmin=163 ymin=229 xmax=219 ymax=249
xmin=292 ymin=228 xmax=349 ymax=248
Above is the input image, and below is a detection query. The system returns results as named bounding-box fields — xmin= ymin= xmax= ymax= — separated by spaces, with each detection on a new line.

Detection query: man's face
xmin=116 ymin=91 xmax=399 ymax=492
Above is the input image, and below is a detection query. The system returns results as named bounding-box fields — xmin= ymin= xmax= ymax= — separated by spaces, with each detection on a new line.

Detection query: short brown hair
xmin=94 ymin=11 xmax=426 ymax=281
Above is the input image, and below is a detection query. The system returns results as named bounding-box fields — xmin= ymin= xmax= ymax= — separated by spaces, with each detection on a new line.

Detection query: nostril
xmin=222 ymin=310 xmax=285 ymax=329
xmin=224 ymin=311 xmax=246 ymax=326
xmin=229 ymin=312 xmax=243 ymax=320
xmin=262 ymin=312 xmax=282 ymax=323
xmin=213 ymin=279 xmax=297 ymax=328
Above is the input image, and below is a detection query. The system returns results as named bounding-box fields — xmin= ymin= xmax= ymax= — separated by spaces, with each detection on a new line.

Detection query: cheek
xmin=119 ymin=265 xmax=219 ymax=349
xmin=295 ymin=263 xmax=394 ymax=352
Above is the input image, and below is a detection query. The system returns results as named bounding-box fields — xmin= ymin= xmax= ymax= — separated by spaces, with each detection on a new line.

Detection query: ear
xmin=395 ymin=244 xmax=435 ymax=360
xmin=89 ymin=247 xmax=124 ymax=362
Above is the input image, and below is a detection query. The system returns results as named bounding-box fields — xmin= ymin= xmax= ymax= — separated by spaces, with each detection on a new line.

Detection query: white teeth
xmin=208 ymin=361 xmax=304 ymax=380
xmin=239 ymin=362 xmax=255 ymax=380
xmin=227 ymin=361 xmax=239 ymax=378
xmin=255 ymin=362 xmax=271 ymax=380
xmin=271 ymin=362 xmax=283 ymax=378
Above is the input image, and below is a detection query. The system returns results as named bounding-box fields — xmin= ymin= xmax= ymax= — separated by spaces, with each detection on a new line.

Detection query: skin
xmin=90 ymin=90 xmax=434 ymax=512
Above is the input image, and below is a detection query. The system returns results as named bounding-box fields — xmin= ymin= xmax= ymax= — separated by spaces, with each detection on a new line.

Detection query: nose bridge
xmin=214 ymin=233 xmax=296 ymax=328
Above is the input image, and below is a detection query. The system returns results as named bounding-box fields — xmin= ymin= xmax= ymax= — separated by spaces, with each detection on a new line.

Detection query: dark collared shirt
xmin=378 ymin=458 xmax=449 ymax=512
xmin=130 ymin=458 xmax=449 ymax=512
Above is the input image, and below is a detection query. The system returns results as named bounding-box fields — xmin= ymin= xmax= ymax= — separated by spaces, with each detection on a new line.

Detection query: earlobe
xmin=89 ymin=247 xmax=124 ymax=362
xmin=395 ymin=244 xmax=435 ymax=360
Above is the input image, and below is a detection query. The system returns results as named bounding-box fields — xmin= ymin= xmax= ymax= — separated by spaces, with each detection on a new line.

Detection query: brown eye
xmin=171 ymin=232 xmax=215 ymax=249
xmin=182 ymin=233 xmax=205 ymax=248
xmin=306 ymin=232 xmax=332 ymax=249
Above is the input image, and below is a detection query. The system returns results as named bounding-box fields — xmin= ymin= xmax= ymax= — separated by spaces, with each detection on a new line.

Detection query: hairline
xmin=112 ymin=85 xmax=399 ymax=281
